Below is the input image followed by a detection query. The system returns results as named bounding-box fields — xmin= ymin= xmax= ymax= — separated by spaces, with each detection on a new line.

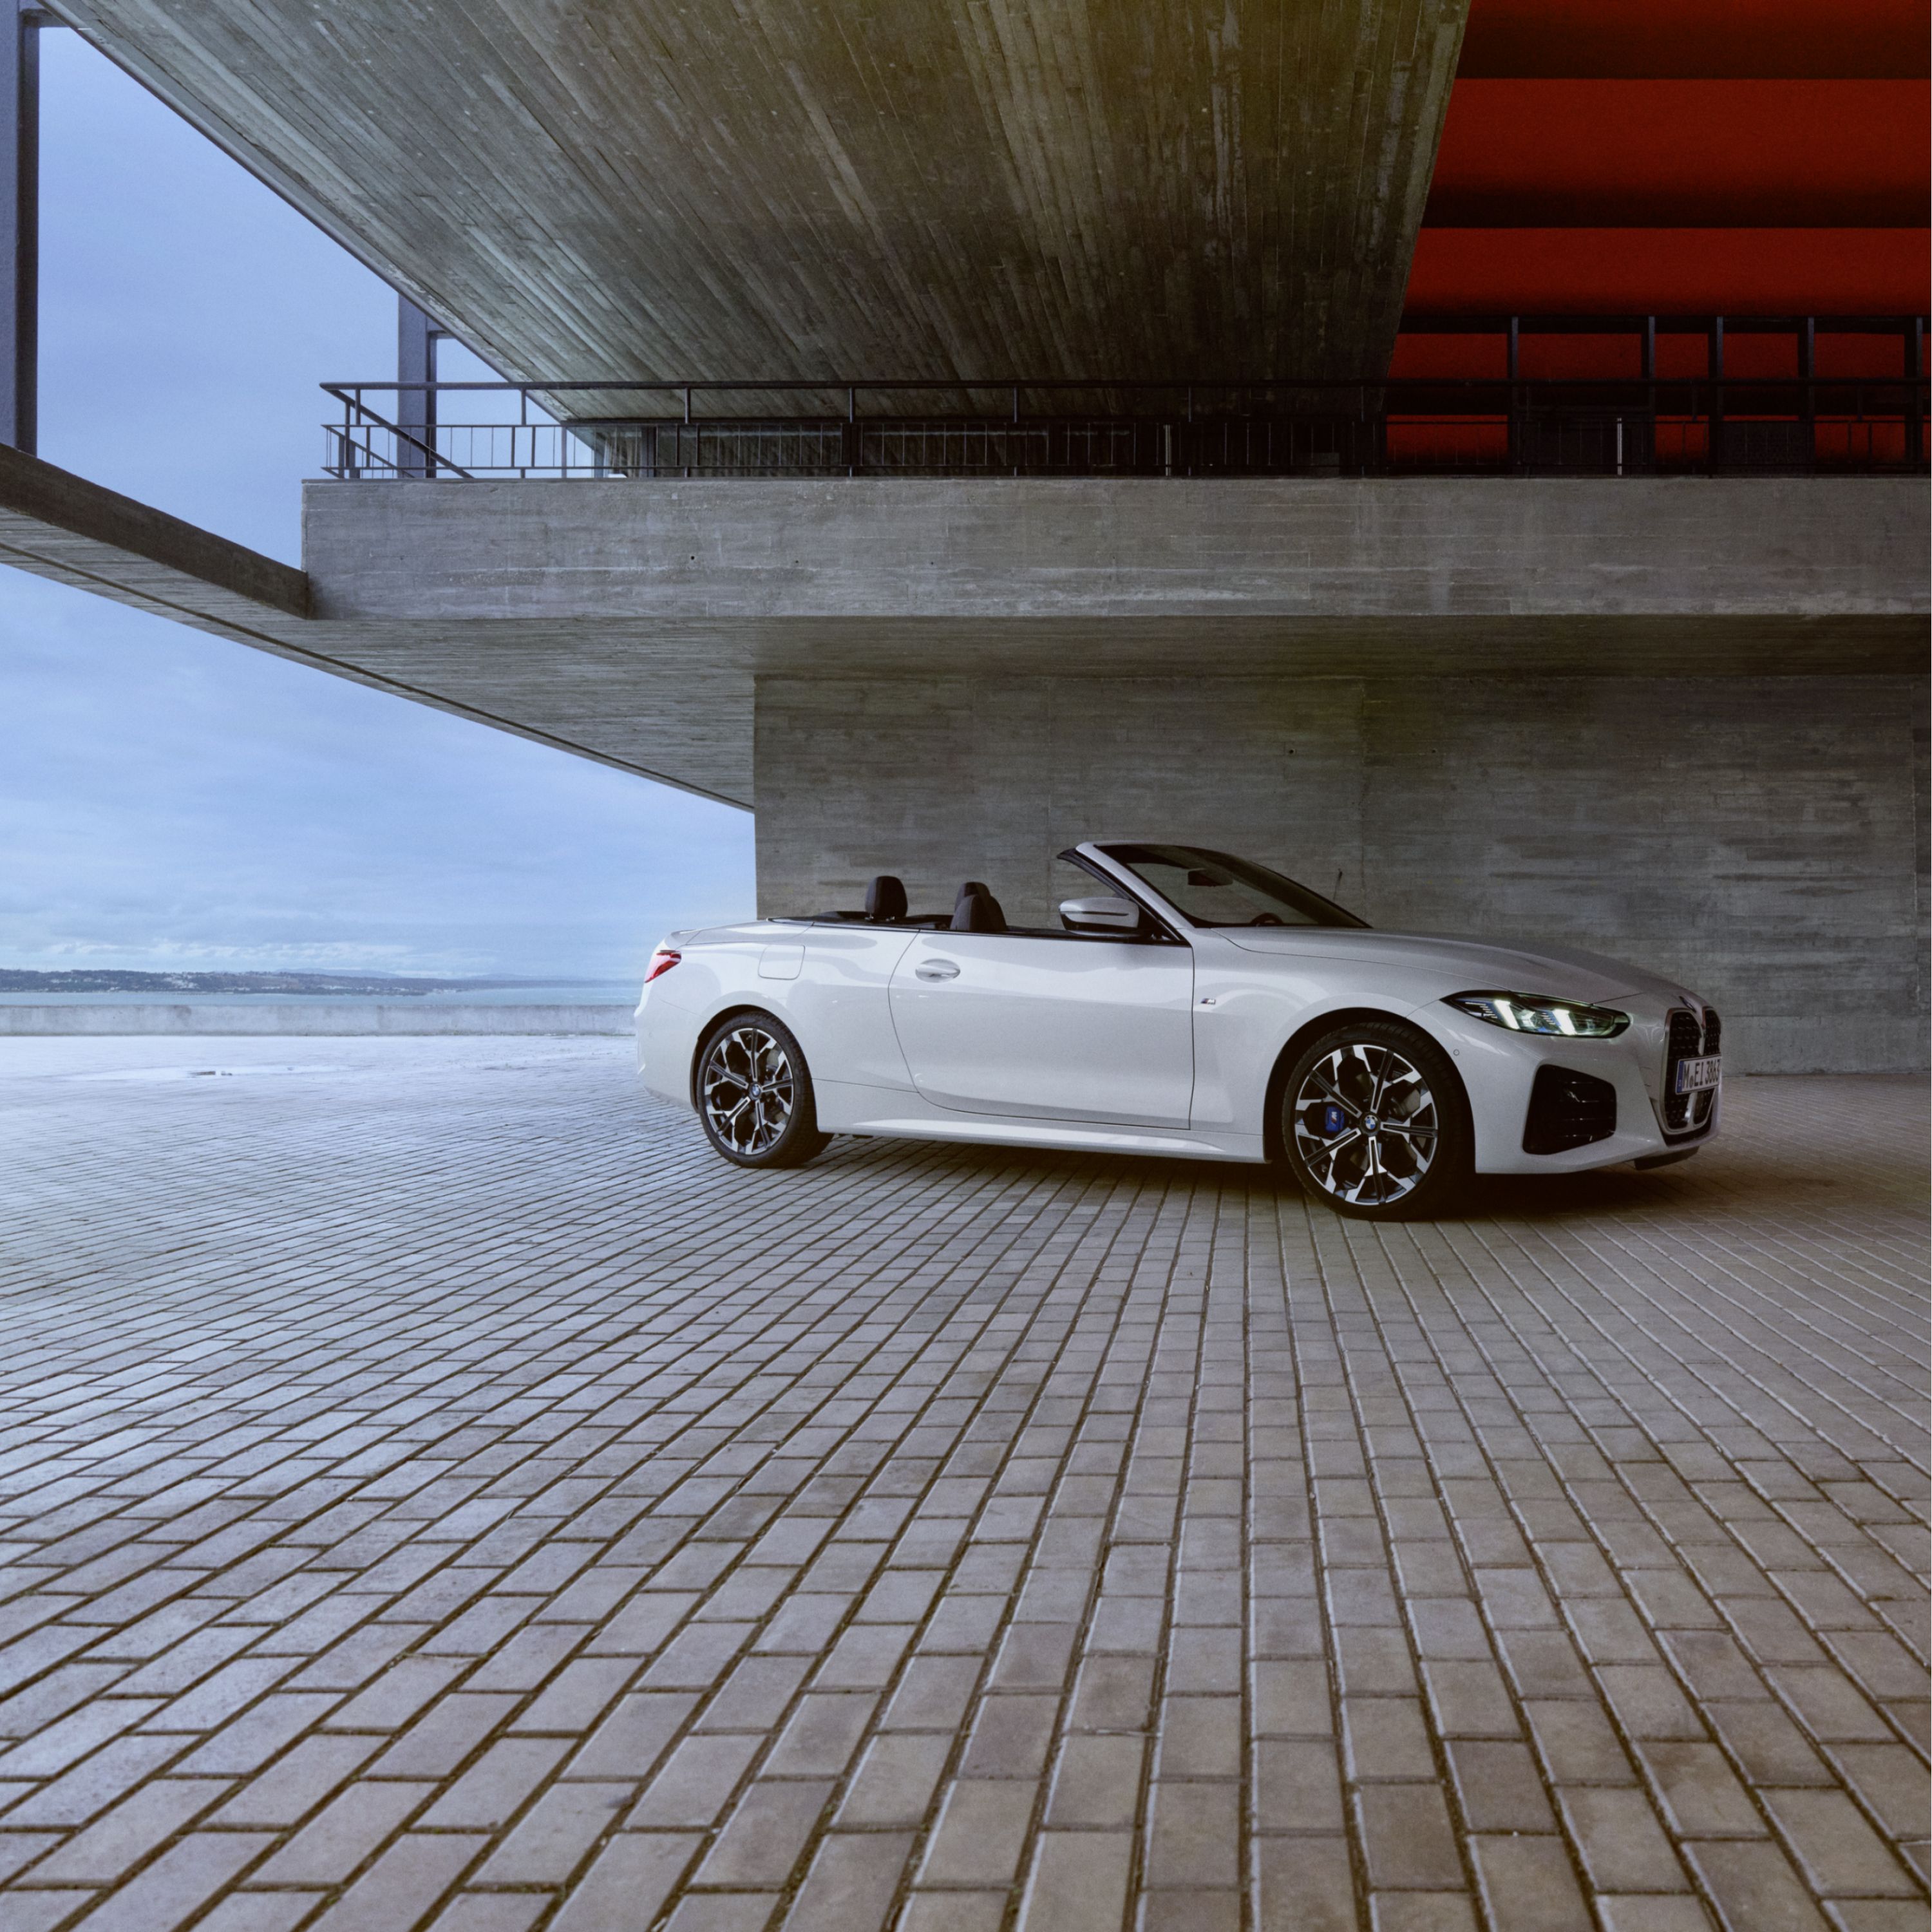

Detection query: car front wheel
xmin=694 ymin=1014 xmax=829 ymax=1169
xmin=1280 ymin=1019 xmax=1471 ymax=1219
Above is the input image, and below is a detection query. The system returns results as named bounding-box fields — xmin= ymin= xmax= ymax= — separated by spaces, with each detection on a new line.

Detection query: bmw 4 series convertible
xmin=635 ymin=842 xmax=1721 ymax=1219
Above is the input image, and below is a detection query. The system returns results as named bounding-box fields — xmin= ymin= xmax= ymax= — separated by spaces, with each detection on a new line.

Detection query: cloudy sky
xmin=0 ymin=31 xmax=752 ymax=981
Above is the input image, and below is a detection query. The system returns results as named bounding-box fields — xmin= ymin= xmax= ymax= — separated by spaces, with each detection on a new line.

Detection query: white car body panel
xmin=637 ymin=840 xmax=1721 ymax=1179
xmin=888 ymin=930 xmax=1193 ymax=1125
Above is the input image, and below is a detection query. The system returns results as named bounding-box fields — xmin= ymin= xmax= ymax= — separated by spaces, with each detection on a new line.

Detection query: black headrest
xmin=865 ymin=874 xmax=907 ymax=922
xmin=951 ymin=882 xmax=1007 ymax=933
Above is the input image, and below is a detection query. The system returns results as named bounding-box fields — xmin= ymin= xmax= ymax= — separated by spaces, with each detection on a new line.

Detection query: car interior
xmin=803 ymin=873 xmax=1162 ymax=942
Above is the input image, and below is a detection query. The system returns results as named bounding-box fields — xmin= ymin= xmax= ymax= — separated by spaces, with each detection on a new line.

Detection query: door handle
xmin=915 ymin=960 xmax=961 ymax=981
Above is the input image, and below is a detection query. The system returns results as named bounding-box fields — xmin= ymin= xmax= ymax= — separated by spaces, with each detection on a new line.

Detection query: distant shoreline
xmin=0 ymin=983 xmax=636 ymax=1009
xmin=0 ymin=970 xmax=629 ymax=1000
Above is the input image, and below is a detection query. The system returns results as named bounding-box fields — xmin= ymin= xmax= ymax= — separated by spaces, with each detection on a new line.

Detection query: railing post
xmin=1799 ymin=316 xmax=1815 ymax=471
xmin=1908 ymin=317 xmax=1925 ymax=464
xmin=1707 ymin=316 xmax=1724 ymax=473
xmin=1506 ymin=316 xmax=1521 ymax=473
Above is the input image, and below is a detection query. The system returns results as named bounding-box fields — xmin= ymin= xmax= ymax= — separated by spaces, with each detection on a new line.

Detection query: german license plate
xmin=1674 ymin=1056 xmax=1721 ymax=1095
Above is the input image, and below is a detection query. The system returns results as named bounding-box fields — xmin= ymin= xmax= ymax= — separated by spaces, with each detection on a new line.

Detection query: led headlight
xmin=1444 ymin=991 xmax=1630 ymax=1039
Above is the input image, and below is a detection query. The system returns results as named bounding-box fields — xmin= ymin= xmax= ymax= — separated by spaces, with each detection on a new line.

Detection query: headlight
xmin=1444 ymin=991 xmax=1629 ymax=1039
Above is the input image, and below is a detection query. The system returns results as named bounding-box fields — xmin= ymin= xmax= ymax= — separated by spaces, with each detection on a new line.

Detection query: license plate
xmin=1674 ymin=1056 xmax=1721 ymax=1095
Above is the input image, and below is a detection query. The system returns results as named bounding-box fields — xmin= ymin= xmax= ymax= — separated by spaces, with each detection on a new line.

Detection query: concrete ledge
xmin=0 ymin=1005 xmax=632 ymax=1037
xmin=0 ymin=445 xmax=310 ymax=631
xmin=307 ymin=476 xmax=1931 ymax=623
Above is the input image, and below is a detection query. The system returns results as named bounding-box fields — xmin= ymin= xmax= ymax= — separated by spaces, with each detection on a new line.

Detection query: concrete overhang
xmin=295 ymin=475 xmax=1926 ymax=808
xmin=0 ymin=446 xmax=727 ymax=793
xmin=53 ymin=0 xmax=1466 ymax=384
xmin=8 ymin=458 xmax=1925 ymax=815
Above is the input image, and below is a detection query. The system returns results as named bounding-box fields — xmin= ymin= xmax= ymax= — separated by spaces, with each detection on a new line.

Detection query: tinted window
xmin=1099 ymin=845 xmax=1367 ymax=929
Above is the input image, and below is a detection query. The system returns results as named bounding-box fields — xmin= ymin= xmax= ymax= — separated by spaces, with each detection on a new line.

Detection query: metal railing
xmin=321 ymin=376 xmax=1931 ymax=480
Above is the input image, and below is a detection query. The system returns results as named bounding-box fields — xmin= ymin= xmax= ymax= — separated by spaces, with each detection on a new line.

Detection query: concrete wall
xmin=755 ymin=671 xmax=1929 ymax=1074
xmin=0 ymin=1005 xmax=631 ymax=1037
xmin=308 ymin=477 xmax=1929 ymax=623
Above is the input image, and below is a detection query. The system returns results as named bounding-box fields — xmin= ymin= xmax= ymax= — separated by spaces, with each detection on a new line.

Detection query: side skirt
xmin=815 ymin=1079 xmax=1266 ymax=1164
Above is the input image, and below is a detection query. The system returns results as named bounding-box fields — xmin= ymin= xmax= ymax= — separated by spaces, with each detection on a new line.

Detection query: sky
xmin=0 ymin=31 xmax=753 ymax=982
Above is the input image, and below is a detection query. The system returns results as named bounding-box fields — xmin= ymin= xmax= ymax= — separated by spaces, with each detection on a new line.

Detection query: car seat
xmin=951 ymin=881 xmax=1007 ymax=933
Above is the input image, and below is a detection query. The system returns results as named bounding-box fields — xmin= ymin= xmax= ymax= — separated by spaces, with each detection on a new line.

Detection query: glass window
xmin=1097 ymin=844 xmax=1367 ymax=929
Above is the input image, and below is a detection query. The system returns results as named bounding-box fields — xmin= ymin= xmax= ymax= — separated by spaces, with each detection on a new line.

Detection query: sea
xmin=0 ymin=981 xmax=640 ymax=1009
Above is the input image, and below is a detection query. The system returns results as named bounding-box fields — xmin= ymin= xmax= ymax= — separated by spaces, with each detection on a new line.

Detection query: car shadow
xmin=813 ymin=1130 xmax=1908 ymax=1227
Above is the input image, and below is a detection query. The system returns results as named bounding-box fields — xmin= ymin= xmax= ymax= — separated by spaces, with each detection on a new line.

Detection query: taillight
xmin=643 ymin=947 xmax=681 ymax=985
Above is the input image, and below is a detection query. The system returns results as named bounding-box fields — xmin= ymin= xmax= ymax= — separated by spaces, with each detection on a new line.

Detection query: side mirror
xmin=1059 ymin=895 xmax=1143 ymax=934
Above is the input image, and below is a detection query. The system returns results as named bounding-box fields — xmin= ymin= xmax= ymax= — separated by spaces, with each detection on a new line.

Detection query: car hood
xmin=1218 ymin=927 xmax=1691 ymax=1003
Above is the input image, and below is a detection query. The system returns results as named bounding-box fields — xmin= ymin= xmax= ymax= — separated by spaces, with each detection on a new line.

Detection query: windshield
xmin=1097 ymin=844 xmax=1368 ymax=929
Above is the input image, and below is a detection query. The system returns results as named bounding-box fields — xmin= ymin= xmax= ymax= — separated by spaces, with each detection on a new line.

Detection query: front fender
xmin=1188 ymin=938 xmax=1445 ymax=1133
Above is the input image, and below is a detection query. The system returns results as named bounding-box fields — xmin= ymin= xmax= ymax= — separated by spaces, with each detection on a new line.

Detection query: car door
xmin=887 ymin=929 xmax=1195 ymax=1126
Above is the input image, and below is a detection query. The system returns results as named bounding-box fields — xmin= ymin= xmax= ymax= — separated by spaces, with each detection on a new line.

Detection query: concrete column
xmin=0 ymin=2 xmax=38 ymax=453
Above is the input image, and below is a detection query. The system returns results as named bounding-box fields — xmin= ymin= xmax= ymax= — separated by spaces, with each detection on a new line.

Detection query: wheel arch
xmin=1261 ymin=1005 xmax=1473 ymax=1164
xmin=688 ymin=1002 xmax=791 ymax=1109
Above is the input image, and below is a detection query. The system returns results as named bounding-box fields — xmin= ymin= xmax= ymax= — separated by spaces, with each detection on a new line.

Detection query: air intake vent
xmin=1523 ymin=1065 xmax=1618 ymax=1155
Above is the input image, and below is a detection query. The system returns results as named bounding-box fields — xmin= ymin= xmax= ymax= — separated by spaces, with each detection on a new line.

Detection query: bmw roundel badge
xmin=1321 ymin=1103 xmax=1347 ymax=1135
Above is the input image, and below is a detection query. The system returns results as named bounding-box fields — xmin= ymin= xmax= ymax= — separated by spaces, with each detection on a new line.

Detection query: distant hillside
xmin=0 ymin=970 xmax=557 ymax=997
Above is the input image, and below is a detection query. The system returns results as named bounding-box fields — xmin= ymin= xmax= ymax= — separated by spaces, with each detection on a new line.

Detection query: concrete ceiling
xmin=53 ymin=0 xmax=1468 ymax=383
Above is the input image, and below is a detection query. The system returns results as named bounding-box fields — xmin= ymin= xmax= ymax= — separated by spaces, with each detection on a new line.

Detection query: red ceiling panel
xmin=1405 ymin=228 xmax=1930 ymax=315
xmin=1428 ymin=80 xmax=1929 ymax=226
xmin=1458 ymin=0 xmax=1927 ymax=79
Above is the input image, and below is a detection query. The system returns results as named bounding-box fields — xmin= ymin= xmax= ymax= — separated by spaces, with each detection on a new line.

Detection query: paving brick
xmin=1685 ymin=1839 xmax=1835 ymax=1932
xmin=918 ymin=1779 xmax=1037 ymax=1886
xmin=781 ymin=1830 xmax=914 ymax=1932
xmin=547 ymin=1832 xmax=701 ymax=1931
xmin=1558 ymin=1785 xmax=1690 ymax=1893
xmin=1468 ymin=1833 xmax=1595 ymax=1932
xmin=1762 ymin=1789 xmax=1920 ymax=1897
xmin=251 ymin=1779 xmax=433 ymax=1883
xmin=1352 ymin=1783 xmax=1463 ymax=1890
xmin=692 ymin=1779 xmax=833 ymax=1888
xmin=1251 ymin=1833 xmax=1357 ymax=1932
xmin=1443 ymin=1738 xmax=1557 ymax=1833
xmin=833 ymin=1732 xmax=952 ymax=1828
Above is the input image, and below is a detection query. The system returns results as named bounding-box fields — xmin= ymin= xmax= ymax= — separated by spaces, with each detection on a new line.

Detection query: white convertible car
xmin=635 ymin=842 xmax=1721 ymax=1219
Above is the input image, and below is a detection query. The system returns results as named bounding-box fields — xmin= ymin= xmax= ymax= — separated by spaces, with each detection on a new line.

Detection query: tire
xmin=1279 ymin=1018 xmax=1472 ymax=1220
xmin=693 ymin=1014 xmax=829 ymax=1169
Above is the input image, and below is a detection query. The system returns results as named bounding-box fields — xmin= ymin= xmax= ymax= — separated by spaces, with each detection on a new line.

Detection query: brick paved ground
xmin=0 ymin=1036 xmax=1924 ymax=1932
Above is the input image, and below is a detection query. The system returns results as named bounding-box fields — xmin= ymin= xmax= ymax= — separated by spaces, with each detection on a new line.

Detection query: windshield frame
xmin=1093 ymin=843 xmax=1370 ymax=931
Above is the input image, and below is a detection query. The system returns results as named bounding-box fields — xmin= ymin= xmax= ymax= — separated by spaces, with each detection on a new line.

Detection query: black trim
xmin=1522 ymin=1065 xmax=1618 ymax=1155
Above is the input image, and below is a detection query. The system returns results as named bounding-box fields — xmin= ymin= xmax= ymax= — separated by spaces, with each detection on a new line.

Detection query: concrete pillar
xmin=0 ymin=2 xmax=38 ymax=453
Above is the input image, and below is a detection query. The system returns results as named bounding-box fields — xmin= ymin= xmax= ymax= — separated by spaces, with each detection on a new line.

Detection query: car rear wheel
xmin=695 ymin=1014 xmax=829 ymax=1169
xmin=1280 ymin=1019 xmax=1471 ymax=1219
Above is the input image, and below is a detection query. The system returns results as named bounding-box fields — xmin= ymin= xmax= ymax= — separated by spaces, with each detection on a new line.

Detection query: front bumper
xmin=1426 ymin=995 xmax=1721 ymax=1175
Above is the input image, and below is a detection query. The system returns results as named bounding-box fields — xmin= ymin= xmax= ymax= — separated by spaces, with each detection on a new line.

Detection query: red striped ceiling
xmin=1398 ymin=0 xmax=1929 ymax=347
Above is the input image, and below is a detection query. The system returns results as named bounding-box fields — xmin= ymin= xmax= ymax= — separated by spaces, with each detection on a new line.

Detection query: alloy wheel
xmin=701 ymin=1025 xmax=796 ymax=1157
xmin=1291 ymin=1041 xmax=1439 ymax=1207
